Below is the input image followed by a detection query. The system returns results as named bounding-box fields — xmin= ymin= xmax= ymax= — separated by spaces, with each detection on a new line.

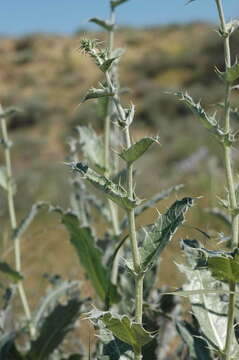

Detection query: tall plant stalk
xmin=0 ymin=105 xmax=34 ymax=338
xmin=214 ymin=0 xmax=238 ymax=358
xmin=104 ymin=2 xmax=121 ymax=285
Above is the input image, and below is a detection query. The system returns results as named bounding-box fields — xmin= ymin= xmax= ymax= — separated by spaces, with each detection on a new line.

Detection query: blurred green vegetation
xmin=0 ymin=23 xmax=239 ymax=297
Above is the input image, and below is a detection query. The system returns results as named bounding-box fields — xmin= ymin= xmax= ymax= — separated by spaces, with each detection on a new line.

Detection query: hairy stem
xmin=104 ymin=5 xmax=121 ymax=285
xmin=214 ymin=0 xmax=238 ymax=357
xmin=125 ymin=126 xmax=143 ymax=359
xmin=0 ymin=105 xmax=35 ymax=338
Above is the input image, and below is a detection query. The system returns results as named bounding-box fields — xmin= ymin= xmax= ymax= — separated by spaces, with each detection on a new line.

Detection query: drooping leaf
xmin=119 ymin=137 xmax=160 ymax=165
xmin=140 ymin=197 xmax=194 ymax=271
xmin=110 ymin=0 xmax=129 ymax=10
xmin=26 ymin=298 xmax=82 ymax=360
xmin=70 ymin=162 xmax=141 ymax=210
xmin=0 ymin=262 xmax=23 ymax=283
xmin=216 ymin=62 xmax=239 ymax=83
xmin=171 ymin=92 xmax=233 ymax=146
xmin=120 ymin=184 xmax=184 ymax=230
xmin=0 ymin=166 xmax=7 ymax=191
xmin=176 ymin=320 xmax=213 ymax=360
xmin=59 ymin=211 xmax=120 ymax=304
xmin=89 ymin=17 xmax=114 ymax=31
xmin=89 ymin=310 xmax=154 ymax=353
xmin=76 ymin=126 xmax=105 ymax=172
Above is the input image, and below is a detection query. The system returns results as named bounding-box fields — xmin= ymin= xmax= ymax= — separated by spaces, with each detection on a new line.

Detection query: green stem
xmin=223 ymin=282 xmax=236 ymax=360
xmin=0 ymin=105 xmax=35 ymax=338
xmin=125 ymin=126 xmax=143 ymax=359
xmin=214 ymin=1 xmax=238 ymax=357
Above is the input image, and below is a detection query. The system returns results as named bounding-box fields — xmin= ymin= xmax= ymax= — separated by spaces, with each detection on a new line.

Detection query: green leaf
xmin=89 ymin=310 xmax=154 ymax=353
xmin=216 ymin=62 xmax=239 ymax=83
xmin=110 ymin=0 xmax=129 ymax=10
xmin=0 ymin=166 xmax=7 ymax=191
xmin=70 ymin=162 xmax=141 ymax=210
xmin=99 ymin=326 xmax=132 ymax=360
xmin=120 ymin=184 xmax=184 ymax=230
xmin=77 ymin=126 xmax=105 ymax=172
xmin=119 ymin=137 xmax=160 ymax=165
xmin=27 ymin=298 xmax=82 ymax=360
xmin=59 ymin=211 xmax=120 ymax=304
xmin=140 ymin=197 xmax=194 ymax=271
xmin=89 ymin=17 xmax=114 ymax=31
xmin=100 ymin=57 xmax=118 ymax=73
xmin=171 ymin=92 xmax=233 ymax=146
xmin=0 ymin=262 xmax=23 ymax=283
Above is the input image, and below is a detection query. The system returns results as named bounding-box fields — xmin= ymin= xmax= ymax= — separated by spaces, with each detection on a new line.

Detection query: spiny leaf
xmin=89 ymin=17 xmax=114 ymax=32
xmin=110 ymin=0 xmax=129 ymax=10
xmin=140 ymin=197 xmax=194 ymax=272
xmin=58 ymin=211 xmax=120 ymax=304
xmin=216 ymin=62 xmax=239 ymax=83
xmin=119 ymin=136 xmax=160 ymax=165
xmin=89 ymin=310 xmax=154 ymax=353
xmin=82 ymin=86 xmax=114 ymax=102
xmin=100 ymin=57 xmax=118 ymax=73
xmin=99 ymin=326 xmax=132 ymax=359
xmin=0 ymin=262 xmax=23 ymax=283
xmin=182 ymin=239 xmax=239 ymax=283
xmin=70 ymin=162 xmax=141 ymax=210
xmin=77 ymin=126 xmax=105 ymax=172
xmin=26 ymin=297 xmax=82 ymax=360
xmin=171 ymin=91 xmax=233 ymax=146
xmin=120 ymin=184 xmax=184 ymax=230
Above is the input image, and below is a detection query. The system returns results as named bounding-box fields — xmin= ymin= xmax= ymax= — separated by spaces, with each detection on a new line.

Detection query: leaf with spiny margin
xmin=26 ymin=298 xmax=82 ymax=360
xmin=89 ymin=17 xmax=114 ymax=31
xmin=71 ymin=162 xmax=141 ymax=210
xmin=82 ymin=86 xmax=114 ymax=102
xmin=0 ymin=262 xmax=23 ymax=283
xmin=59 ymin=212 xmax=120 ymax=304
xmin=110 ymin=0 xmax=129 ymax=10
xmin=77 ymin=126 xmax=105 ymax=172
xmin=182 ymin=239 xmax=239 ymax=283
xmin=89 ymin=310 xmax=154 ymax=353
xmin=100 ymin=57 xmax=118 ymax=73
xmin=176 ymin=320 xmax=213 ymax=360
xmin=119 ymin=137 xmax=160 ymax=165
xmin=171 ymin=92 xmax=233 ymax=146
xmin=0 ymin=166 xmax=7 ymax=191
xmin=216 ymin=62 xmax=239 ymax=83
xmin=140 ymin=197 xmax=194 ymax=272
xmin=120 ymin=184 xmax=184 ymax=230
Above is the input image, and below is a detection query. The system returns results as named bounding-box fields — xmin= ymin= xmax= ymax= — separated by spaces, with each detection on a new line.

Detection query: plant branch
xmin=0 ymin=104 xmax=35 ymax=338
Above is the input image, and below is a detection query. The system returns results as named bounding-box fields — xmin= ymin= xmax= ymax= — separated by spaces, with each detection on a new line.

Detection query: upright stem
xmin=0 ymin=105 xmax=34 ymax=338
xmin=104 ymin=5 xmax=121 ymax=285
xmin=214 ymin=0 xmax=238 ymax=357
xmin=125 ymin=126 xmax=144 ymax=360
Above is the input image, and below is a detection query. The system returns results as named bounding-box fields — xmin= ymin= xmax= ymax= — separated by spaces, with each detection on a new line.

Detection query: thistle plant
xmin=171 ymin=1 xmax=239 ymax=359
xmin=60 ymin=1 xmax=194 ymax=359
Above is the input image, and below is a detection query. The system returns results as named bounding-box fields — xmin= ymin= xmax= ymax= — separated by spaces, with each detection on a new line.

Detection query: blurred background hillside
xmin=0 ymin=0 xmax=239 ymax=306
